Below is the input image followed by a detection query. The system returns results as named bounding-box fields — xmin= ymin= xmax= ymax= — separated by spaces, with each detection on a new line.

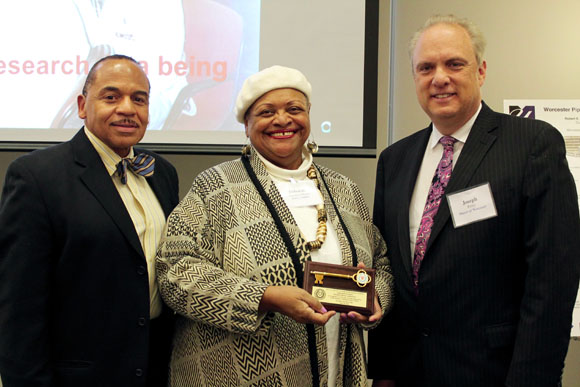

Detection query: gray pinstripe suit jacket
xmin=368 ymin=102 xmax=580 ymax=387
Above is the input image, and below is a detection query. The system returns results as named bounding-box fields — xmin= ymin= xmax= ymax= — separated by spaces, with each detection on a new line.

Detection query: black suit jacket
xmin=0 ymin=129 xmax=179 ymax=386
xmin=368 ymin=103 xmax=580 ymax=387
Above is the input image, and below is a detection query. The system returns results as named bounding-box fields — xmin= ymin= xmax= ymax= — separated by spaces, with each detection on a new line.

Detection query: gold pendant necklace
xmin=305 ymin=165 xmax=327 ymax=251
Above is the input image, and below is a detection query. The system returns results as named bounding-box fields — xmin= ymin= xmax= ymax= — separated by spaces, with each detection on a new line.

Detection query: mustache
xmin=111 ymin=119 xmax=139 ymax=127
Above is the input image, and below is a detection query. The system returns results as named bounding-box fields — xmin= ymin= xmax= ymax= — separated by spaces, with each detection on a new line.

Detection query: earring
xmin=241 ymin=138 xmax=251 ymax=156
xmin=307 ymin=139 xmax=319 ymax=154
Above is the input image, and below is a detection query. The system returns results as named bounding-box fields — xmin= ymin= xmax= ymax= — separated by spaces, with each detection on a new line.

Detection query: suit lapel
xmin=399 ymin=129 xmax=432 ymax=279
xmin=426 ymin=103 xmax=498 ymax=251
xmin=71 ymin=129 xmax=145 ymax=258
xmin=136 ymin=149 xmax=174 ymax=218
xmin=146 ymin=177 xmax=171 ymax=217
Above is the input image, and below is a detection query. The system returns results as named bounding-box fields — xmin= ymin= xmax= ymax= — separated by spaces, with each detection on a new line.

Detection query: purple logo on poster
xmin=509 ymin=105 xmax=535 ymax=119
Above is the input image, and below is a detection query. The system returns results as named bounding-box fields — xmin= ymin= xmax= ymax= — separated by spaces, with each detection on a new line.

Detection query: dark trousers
xmin=147 ymin=311 xmax=174 ymax=387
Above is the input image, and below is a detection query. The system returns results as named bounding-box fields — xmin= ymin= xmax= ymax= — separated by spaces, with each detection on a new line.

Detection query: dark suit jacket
xmin=368 ymin=103 xmax=580 ymax=387
xmin=0 ymin=129 xmax=179 ymax=387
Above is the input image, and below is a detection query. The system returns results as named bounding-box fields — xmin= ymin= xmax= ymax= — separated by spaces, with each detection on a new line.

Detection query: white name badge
xmin=446 ymin=182 xmax=498 ymax=228
xmin=281 ymin=180 xmax=323 ymax=208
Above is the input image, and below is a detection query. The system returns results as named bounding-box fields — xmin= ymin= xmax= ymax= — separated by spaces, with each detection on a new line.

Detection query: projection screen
xmin=0 ymin=0 xmax=378 ymax=155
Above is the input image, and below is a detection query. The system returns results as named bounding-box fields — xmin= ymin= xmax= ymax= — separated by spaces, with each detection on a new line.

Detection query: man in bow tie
xmin=0 ymin=55 xmax=179 ymax=386
xmin=368 ymin=14 xmax=580 ymax=387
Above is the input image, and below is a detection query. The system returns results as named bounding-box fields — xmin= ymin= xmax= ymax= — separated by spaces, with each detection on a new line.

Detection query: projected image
xmin=0 ymin=0 xmax=259 ymax=134
xmin=0 ymin=0 xmax=372 ymax=150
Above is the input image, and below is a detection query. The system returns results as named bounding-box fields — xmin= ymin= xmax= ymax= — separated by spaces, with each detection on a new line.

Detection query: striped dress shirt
xmin=84 ymin=128 xmax=166 ymax=318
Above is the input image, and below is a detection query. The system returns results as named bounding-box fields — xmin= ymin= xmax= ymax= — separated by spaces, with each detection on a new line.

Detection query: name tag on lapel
xmin=446 ymin=182 xmax=498 ymax=228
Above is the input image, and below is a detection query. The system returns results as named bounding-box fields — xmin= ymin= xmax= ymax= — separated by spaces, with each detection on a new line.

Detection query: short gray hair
xmin=409 ymin=14 xmax=486 ymax=67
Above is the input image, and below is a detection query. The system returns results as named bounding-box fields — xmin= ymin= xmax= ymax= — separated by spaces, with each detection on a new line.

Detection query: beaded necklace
xmin=305 ymin=165 xmax=327 ymax=251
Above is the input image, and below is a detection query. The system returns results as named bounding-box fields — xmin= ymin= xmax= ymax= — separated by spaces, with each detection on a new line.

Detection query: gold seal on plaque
xmin=314 ymin=288 xmax=326 ymax=300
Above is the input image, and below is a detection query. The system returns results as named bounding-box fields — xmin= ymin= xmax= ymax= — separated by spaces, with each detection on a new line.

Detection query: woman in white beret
xmin=156 ymin=65 xmax=394 ymax=387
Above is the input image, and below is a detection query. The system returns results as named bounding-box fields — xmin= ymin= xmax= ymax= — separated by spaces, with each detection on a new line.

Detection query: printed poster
xmin=504 ymin=99 xmax=580 ymax=337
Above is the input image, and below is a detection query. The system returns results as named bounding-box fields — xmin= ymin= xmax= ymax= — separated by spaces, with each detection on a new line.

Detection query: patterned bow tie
xmin=116 ymin=153 xmax=155 ymax=184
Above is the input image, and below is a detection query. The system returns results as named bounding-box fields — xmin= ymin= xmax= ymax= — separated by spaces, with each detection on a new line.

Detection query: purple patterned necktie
xmin=412 ymin=135 xmax=457 ymax=293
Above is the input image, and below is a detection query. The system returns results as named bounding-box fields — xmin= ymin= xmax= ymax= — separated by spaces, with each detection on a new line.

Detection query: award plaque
xmin=303 ymin=261 xmax=376 ymax=315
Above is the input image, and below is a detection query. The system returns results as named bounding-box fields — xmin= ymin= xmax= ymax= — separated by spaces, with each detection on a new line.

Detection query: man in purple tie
xmin=368 ymin=14 xmax=580 ymax=387
xmin=0 ymin=55 xmax=179 ymax=386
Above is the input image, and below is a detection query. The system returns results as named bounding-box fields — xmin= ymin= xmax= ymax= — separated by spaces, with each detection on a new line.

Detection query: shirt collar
xmin=84 ymin=127 xmax=135 ymax=177
xmin=429 ymin=103 xmax=482 ymax=149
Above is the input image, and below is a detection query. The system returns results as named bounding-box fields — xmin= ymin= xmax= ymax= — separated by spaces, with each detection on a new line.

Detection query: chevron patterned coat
xmin=156 ymin=149 xmax=394 ymax=386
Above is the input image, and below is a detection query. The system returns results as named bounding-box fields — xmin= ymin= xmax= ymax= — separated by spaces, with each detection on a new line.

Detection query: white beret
xmin=234 ymin=65 xmax=312 ymax=123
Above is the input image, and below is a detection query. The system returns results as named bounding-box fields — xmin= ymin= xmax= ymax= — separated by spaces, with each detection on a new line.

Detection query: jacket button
xmin=137 ymin=266 xmax=146 ymax=275
xmin=421 ymin=328 xmax=431 ymax=337
xmin=138 ymin=317 xmax=146 ymax=326
xmin=135 ymin=368 xmax=143 ymax=377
